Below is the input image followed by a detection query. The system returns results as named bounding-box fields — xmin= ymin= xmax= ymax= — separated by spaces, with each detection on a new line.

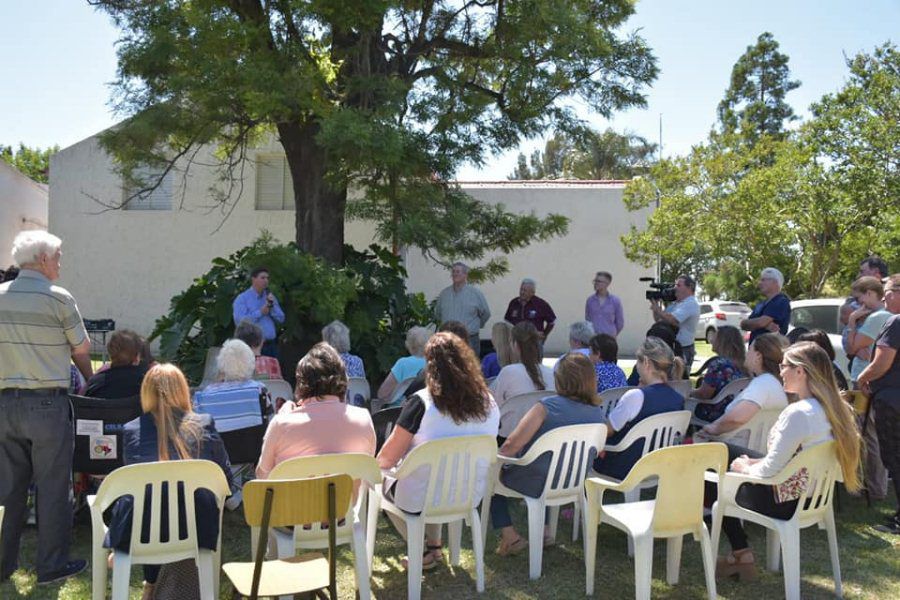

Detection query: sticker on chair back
xmin=76 ymin=419 xmax=103 ymax=436
xmin=90 ymin=435 xmax=117 ymax=460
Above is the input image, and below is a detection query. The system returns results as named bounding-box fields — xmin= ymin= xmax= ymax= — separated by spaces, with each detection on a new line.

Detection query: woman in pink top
xmin=256 ymin=342 xmax=376 ymax=479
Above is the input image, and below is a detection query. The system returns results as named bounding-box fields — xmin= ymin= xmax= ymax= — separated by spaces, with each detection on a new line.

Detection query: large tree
xmin=0 ymin=143 xmax=59 ymax=184
xmin=90 ymin=0 xmax=657 ymax=269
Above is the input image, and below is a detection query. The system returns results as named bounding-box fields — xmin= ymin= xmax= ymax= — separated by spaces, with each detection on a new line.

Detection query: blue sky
xmin=1 ymin=0 xmax=897 ymax=179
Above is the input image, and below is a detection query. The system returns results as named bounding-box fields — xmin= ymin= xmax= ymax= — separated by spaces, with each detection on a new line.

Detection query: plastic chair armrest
xmin=496 ymin=454 xmax=526 ymax=467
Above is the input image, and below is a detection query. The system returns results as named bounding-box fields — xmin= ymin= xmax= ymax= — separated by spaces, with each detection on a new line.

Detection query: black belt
xmin=0 ymin=387 xmax=68 ymax=398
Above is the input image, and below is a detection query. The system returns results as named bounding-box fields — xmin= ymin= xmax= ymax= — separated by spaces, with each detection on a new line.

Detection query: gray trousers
xmin=0 ymin=389 xmax=74 ymax=578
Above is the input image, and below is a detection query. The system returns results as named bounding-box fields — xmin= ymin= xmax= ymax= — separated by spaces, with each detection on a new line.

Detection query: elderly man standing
xmin=435 ymin=262 xmax=491 ymax=353
xmin=0 ymin=231 xmax=92 ymax=584
xmin=504 ymin=278 xmax=557 ymax=342
xmin=740 ymin=267 xmax=792 ymax=343
xmin=650 ymin=275 xmax=701 ymax=369
xmin=233 ymin=266 xmax=285 ymax=358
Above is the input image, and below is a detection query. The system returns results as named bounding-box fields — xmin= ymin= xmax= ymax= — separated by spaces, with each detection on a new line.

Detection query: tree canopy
xmin=0 ymin=143 xmax=58 ymax=184
xmin=90 ymin=0 xmax=658 ymax=273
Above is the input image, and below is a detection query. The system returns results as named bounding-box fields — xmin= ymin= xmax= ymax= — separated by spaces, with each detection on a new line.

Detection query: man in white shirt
xmin=650 ymin=275 xmax=701 ymax=370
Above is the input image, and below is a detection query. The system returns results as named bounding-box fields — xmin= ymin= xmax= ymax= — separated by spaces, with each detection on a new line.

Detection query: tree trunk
xmin=277 ymin=119 xmax=346 ymax=264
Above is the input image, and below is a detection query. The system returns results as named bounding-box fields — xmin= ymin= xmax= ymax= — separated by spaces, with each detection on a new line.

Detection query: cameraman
xmin=233 ymin=266 xmax=285 ymax=358
xmin=650 ymin=275 xmax=700 ymax=370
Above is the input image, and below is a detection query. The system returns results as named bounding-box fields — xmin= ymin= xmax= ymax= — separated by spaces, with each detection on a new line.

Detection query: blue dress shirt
xmin=233 ymin=287 xmax=285 ymax=341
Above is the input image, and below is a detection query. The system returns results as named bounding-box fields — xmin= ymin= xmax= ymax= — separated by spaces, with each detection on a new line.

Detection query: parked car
xmin=789 ymin=298 xmax=850 ymax=379
xmin=695 ymin=300 xmax=752 ymax=344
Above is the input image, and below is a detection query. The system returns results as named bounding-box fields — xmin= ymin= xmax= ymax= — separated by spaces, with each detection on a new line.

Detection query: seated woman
xmin=377 ymin=332 xmax=500 ymax=570
xmin=106 ymin=364 xmax=232 ymax=598
xmin=321 ymin=320 xmax=366 ymax=379
xmin=567 ymin=321 xmax=596 ymax=356
xmin=588 ymin=333 xmax=628 ymax=393
xmin=490 ymin=353 xmax=605 ymax=556
xmin=481 ymin=321 xmax=514 ymax=379
xmin=691 ymin=325 xmax=747 ymax=421
xmin=626 ymin=322 xmax=682 ymax=386
xmin=84 ymin=329 xmax=148 ymax=399
xmin=256 ymin=342 xmax=376 ymax=479
xmin=798 ymin=329 xmax=849 ymax=391
xmin=696 ymin=333 xmax=788 ymax=445
xmin=709 ymin=342 xmax=860 ymax=580
xmin=234 ymin=320 xmax=283 ymax=380
xmin=198 ymin=338 xmax=270 ymax=410
xmin=594 ymin=337 xmax=685 ymax=480
xmin=377 ymin=326 xmax=431 ymax=404
xmin=492 ymin=322 xmax=555 ymax=438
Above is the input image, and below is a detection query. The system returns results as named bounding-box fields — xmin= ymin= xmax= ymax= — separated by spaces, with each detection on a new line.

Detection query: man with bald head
xmin=504 ymin=278 xmax=557 ymax=342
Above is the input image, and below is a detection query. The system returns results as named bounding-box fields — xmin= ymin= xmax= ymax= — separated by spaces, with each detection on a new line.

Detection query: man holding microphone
xmin=233 ymin=266 xmax=285 ymax=358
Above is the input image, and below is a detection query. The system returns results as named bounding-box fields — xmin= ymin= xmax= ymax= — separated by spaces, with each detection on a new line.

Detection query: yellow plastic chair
xmin=584 ymin=443 xmax=727 ymax=599
xmin=484 ymin=423 xmax=607 ymax=579
xmin=685 ymin=377 xmax=751 ymax=426
xmin=598 ymin=386 xmax=637 ymax=420
xmin=497 ymin=390 xmax=552 ymax=438
xmin=88 ymin=460 xmax=230 ymax=600
xmin=710 ymin=441 xmax=843 ymax=600
xmin=707 ymin=407 xmax=782 ymax=454
xmin=223 ymin=474 xmax=353 ymax=600
xmin=264 ymin=453 xmax=381 ymax=600
xmin=378 ymin=434 xmax=498 ymax=600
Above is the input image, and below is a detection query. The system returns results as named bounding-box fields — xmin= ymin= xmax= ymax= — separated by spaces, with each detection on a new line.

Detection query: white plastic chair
xmin=264 ymin=379 xmax=293 ymax=406
xmin=484 ymin=423 xmax=607 ymax=579
xmin=347 ymin=377 xmax=371 ymax=406
xmin=498 ymin=390 xmax=552 ymax=438
xmin=686 ymin=377 xmax=751 ymax=427
xmin=198 ymin=346 xmax=222 ymax=388
xmin=710 ymin=441 xmax=843 ymax=600
xmin=372 ymin=374 xmax=418 ymax=412
xmin=0 ymin=505 xmax=4 ymax=542
xmin=88 ymin=460 xmax=229 ymax=600
xmin=708 ymin=407 xmax=782 ymax=454
xmin=599 ymin=386 xmax=636 ymax=420
xmin=667 ymin=379 xmax=693 ymax=399
xmin=377 ymin=435 xmax=497 ymax=600
xmin=264 ymin=453 xmax=381 ymax=600
xmin=584 ymin=443 xmax=727 ymax=599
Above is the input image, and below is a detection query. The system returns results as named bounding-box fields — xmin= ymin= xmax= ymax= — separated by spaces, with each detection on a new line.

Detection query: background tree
xmin=0 ymin=143 xmax=59 ymax=184
xmin=90 ymin=0 xmax=657 ymax=272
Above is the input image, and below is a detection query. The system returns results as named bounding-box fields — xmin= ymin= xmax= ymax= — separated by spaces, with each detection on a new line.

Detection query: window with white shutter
xmin=122 ymin=165 xmax=174 ymax=210
xmin=255 ymin=154 xmax=295 ymax=210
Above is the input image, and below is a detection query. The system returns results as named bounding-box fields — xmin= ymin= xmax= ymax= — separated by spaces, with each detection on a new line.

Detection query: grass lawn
xmin=2 ymin=484 xmax=898 ymax=599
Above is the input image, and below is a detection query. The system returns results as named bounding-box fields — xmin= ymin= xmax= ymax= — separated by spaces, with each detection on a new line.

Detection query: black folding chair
xmin=70 ymin=394 xmax=142 ymax=475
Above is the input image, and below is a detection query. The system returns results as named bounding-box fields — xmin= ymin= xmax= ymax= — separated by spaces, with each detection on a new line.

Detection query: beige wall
xmin=1 ymin=161 xmax=49 ymax=268
xmin=50 ymin=134 xmax=655 ymax=357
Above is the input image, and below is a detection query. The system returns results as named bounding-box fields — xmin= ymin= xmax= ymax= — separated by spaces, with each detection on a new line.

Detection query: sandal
xmin=402 ymin=544 xmax=444 ymax=571
xmin=716 ymin=548 xmax=756 ymax=581
xmin=495 ymin=536 xmax=528 ymax=556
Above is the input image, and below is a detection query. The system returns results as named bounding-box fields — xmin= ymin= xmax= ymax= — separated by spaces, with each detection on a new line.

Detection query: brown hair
xmin=712 ymin=326 xmax=746 ymax=367
xmin=797 ymin=329 xmax=835 ymax=361
xmin=638 ymin=337 xmax=685 ymax=381
xmin=512 ymin=321 xmax=545 ymax=390
xmin=439 ymin=320 xmax=470 ymax=343
xmin=107 ymin=329 xmax=141 ymax=367
xmin=589 ymin=333 xmax=618 ymax=363
xmin=424 ymin=332 xmax=491 ymax=424
xmin=295 ymin=342 xmax=348 ymax=400
xmin=140 ymin=364 xmax=201 ymax=461
xmin=851 ymin=275 xmax=884 ymax=298
xmin=553 ymin=353 xmax=599 ymax=405
xmin=782 ymin=343 xmax=862 ymax=492
xmin=750 ymin=333 xmax=788 ymax=380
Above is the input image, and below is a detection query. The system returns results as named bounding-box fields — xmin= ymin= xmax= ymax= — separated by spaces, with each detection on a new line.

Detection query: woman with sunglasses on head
xmin=710 ymin=342 xmax=860 ymax=581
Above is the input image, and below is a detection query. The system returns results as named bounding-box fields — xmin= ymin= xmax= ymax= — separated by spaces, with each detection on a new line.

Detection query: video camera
xmin=640 ymin=277 xmax=677 ymax=303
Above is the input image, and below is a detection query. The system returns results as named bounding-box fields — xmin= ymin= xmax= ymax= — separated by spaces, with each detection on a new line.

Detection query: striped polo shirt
xmin=0 ymin=269 xmax=89 ymax=389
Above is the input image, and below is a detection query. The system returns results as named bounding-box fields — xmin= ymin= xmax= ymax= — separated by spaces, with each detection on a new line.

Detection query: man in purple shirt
xmin=585 ymin=271 xmax=624 ymax=337
xmin=504 ymin=278 xmax=557 ymax=341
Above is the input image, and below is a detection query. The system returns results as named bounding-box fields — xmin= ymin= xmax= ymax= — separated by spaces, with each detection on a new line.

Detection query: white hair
xmin=321 ymin=320 xmax=352 ymax=353
xmin=405 ymin=326 xmax=432 ymax=356
xmin=216 ymin=339 xmax=256 ymax=381
xmin=568 ymin=321 xmax=596 ymax=347
xmin=12 ymin=230 xmax=62 ymax=267
xmin=521 ymin=278 xmax=536 ymax=289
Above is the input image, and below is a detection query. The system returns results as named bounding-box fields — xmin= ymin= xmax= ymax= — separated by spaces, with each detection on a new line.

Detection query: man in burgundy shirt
xmin=504 ymin=278 xmax=557 ymax=342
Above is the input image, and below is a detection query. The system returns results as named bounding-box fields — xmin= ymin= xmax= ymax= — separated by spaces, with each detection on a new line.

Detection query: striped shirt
xmin=0 ymin=269 xmax=89 ymax=389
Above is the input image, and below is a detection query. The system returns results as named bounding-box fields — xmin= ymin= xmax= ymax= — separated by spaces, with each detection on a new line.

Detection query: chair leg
xmin=583 ymin=503 xmax=600 ymax=596
xmin=351 ymin=521 xmax=372 ymax=600
xmin=665 ymin=535 xmax=683 ymax=585
xmin=366 ymin=487 xmax=381 ymax=571
xmin=697 ymin=526 xmax=717 ymax=600
xmin=572 ymin=499 xmax=581 ymax=542
xmin=779 ymin=524 xmax=802 ymax=600
xmin=448 ymin=520 xmax=463 ymax=566
xmin=406 ymin=518 xmax=426 ymax=600
xmin=709 ymin=502 xmax=723 ymax=559
xmin=766 ymin=529 xmax=781 ymax=572
xmin=633 ymin=535 xmax=654 ymax=600
xmin=91 ymin=539 xmax=108 ymax=600
xmin=197 ymin=550 xmax=216 ymax=600
xmin=524 ymin=498 xmax=546 ymax=580
xmin=110 ymin=552 xmax=131 ymax=600
xmin=469 ymin=509 xmax=486 ymax=593
xmin=823 ymin=510 xmax=843 ymax=598
xmin=547 ymin=505 xmax=560 ymax=540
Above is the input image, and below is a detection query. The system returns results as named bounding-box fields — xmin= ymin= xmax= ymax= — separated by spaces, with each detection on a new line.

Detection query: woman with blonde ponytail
xmin=712 ymin=342 xmax=861 ymax=582
xmin=106 ymin=364 xmax=233 ymax=597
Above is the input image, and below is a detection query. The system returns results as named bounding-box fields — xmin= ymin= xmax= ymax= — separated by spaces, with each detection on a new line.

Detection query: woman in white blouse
xmin=491 ymin=322 xmax=555 ymax=438
xmin=712 ymin=342 xmax=861 ymax=581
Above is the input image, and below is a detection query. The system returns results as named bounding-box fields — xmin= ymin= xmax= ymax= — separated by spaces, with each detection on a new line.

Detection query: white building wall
xmin=50 ymin=134 xmax=655 ymax=357
xmin=1 ymin=161 xmax=49 ymax=268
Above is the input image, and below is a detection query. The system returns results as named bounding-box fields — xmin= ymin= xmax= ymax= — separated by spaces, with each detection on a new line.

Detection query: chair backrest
xmin=346 ymin=377 xmax=371 ymax=407
xmin=70 ymin=394 xmax=143 ymax=475
xmin=199 ymin=346 xmax=222 ymax=387
xmin=269 ymin=453 xmax=380 ymax=488
xmin=387 ymin=374 xmax=419 ymax=407
xmin=708 ymin=377 xmax=751 ymax=405
xmin=599 ymin=386 xmax=637 ymax=419
xmin=780 ymin=441 xmax=841 ymax=523
xmin=515 ymin=423 xmax=608 ymax=500
xmin=264 ymin=379 xmax=294 ymax=406
xmin=91 ymin=460 xmax=229 ymax=562
xmin=372 ymin=406 xmax=403 ymax=453
xmin=498 ymin=390 xmax=552 ymax=436
xmin=716 ymin=408 xmax=782 ymax=454
xmin=610 ymin=410 xmax=691 ymax=457
xmin=666 ymin=379 xmax=693 ymax=399
xmin=395 ymin=435 xmax=498 ymax=517
xmin=601 ymin=443 xmax=728 ymax=536
xmin=242 ymin=475 xmax=354 ymax=529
